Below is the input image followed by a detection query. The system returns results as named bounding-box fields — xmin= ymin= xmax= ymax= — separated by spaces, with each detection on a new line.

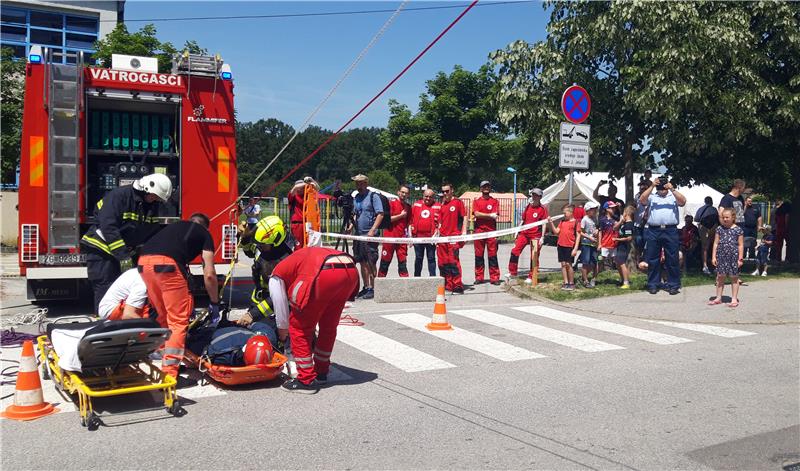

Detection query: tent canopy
xmin=542 ymin=172 xmax=724 ymax=226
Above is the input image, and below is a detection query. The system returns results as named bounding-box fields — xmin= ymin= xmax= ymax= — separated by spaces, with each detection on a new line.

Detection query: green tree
xmin=235 ymin=118 xmax=386 ymax=197
xmin=1 ymin=47 xmax=26 ymax=184
xmin=380 ymin=65 xmax=521 ymax=191
xmin=491 ymin=1 xmax=799 ymax=261
xmin=93 ymin=24 xmax=207 ymax=73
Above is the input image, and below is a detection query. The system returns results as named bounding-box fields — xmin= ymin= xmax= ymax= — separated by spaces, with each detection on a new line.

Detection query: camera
xmin=656 ymin=176 xmax=668 ymax=190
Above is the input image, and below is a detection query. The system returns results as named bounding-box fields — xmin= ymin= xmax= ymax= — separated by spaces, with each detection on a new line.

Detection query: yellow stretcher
xmin=37 ymin=318 xmax=178 ymax=429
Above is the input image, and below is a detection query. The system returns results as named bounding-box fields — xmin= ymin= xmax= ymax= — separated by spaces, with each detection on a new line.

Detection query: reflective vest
xmin=81 ymin=185 xmax=160 ymax=260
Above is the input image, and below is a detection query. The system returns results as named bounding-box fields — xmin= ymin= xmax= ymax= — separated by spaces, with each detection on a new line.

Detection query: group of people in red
xmin=373 ymin=180 xmax=550 ymax=294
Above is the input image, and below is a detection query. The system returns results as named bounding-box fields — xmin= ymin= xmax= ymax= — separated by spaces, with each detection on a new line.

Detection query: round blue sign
xmin=561 ymin=85 xmax=591 ymax=124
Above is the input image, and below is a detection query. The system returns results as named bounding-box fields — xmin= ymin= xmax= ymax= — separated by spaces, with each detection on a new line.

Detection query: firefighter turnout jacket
xmin=81 ymin=185 xmax=160 ymax=260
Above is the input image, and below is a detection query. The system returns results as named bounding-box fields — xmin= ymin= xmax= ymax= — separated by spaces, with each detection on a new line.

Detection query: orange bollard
xmin=1 ymin=340 xmax=58 ymax=421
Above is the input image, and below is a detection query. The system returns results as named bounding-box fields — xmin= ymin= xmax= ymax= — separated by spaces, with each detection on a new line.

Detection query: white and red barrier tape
xmin=310 ymin=215 xmax=563 ymax=245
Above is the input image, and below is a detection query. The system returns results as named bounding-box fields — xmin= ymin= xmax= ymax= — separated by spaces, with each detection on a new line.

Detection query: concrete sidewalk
xmin=543 ymin=277 xmax=800 ymax=325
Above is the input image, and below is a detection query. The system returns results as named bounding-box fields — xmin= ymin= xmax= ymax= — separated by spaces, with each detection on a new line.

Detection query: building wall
xmin=5 ymin=1 xmax=122 ymax=36
xmin=2 ymin=0 xmax=123 ymax=63
xmin=1 ymin=191 xmax=20 ymax=247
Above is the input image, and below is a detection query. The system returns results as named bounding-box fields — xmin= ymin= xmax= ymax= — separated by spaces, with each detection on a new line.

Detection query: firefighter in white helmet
xmin=236 ymin=215 xmax=294 ymax=327
xmin=81 ymin=173 xmax=172 ymax=313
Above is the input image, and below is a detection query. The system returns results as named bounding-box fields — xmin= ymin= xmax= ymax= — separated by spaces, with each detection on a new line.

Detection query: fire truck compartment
xmin=84 ymin=93 xmax=182 ymax=219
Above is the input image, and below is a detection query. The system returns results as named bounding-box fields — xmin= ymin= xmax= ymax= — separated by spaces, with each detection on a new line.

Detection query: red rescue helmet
xmin=243 ymin=335 xmax=273 ymax=366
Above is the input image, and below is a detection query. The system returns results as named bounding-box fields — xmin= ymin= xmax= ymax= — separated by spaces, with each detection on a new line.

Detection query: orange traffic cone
xmin=1 ymin=340 xmax=58 ymax=421
xmin=426 ymin=285 xmax=453 ymax=331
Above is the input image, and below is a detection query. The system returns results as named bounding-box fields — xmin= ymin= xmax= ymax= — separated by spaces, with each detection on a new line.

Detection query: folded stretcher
xmin=37 ymin=318 xmax=178 ymax=428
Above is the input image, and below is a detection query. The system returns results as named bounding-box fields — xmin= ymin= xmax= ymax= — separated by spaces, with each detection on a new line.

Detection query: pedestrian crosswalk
xmin=331 ymin=305 xmax=757 ymax=374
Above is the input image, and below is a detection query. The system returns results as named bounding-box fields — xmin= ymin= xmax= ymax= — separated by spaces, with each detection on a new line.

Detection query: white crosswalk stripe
xmin=513 ymin=306 xmax=693 ymax=345
xmin=643 ymin=320 xmax=757 ymax=338
xmin=335 ymin=325 xmax=456 ymax=372
xmin=450 ymin=309 xmax=624 ymax=352
xmin=383 ymin=313 xmax=545 ymax=361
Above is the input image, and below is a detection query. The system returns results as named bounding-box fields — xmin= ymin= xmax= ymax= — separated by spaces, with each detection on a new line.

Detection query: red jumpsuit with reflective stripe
xmin=379 ymin=199 xmax=410 ymax=277
xmin=288 ymin=191 xmax=305 ymax=249
xmin=509 ymin=205 xmax=549 ymax=277
xmin=272 ymin=247 xmax=359 ymax=385
xmin=437 ymin=198 xmax=466 ymax=291
xmin=472 ymin=196 xmax=500 ymax=282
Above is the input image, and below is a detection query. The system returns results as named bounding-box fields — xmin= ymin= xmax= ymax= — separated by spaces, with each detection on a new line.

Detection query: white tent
xmin=542 ymin=172 xmax=725 ymax=226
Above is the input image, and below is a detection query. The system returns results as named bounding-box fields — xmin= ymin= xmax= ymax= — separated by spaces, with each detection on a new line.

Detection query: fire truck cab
xmin=18 ymin=47 xmax=238 ymax=302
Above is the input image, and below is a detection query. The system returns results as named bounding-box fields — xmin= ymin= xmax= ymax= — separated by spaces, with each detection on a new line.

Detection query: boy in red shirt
xmin=508 ymin=188 xmax=549 ymax=282
xmin=548 ymin=204 xmax=580 ymax=290
xmin=409 ymin=189 xmax=440 ymax=277
xmin=378 ymin=185 xmax=411 ymax=277
xmin=472 ymin=180 xmax=501 ymax=285
xmin=437 ymin=183 xmax=467 ymax=293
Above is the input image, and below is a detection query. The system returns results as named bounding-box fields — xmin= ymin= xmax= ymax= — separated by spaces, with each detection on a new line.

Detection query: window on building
xmin=0 ymin=7 xmax=99 ymax=64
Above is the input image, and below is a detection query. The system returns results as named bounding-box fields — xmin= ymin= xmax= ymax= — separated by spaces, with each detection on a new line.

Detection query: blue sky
xmin=124 ymin=1 xmax=549 ymax=130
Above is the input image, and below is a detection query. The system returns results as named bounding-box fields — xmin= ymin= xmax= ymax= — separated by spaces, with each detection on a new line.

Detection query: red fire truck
xmin=18 ymin=47 xmax=239 ymax=302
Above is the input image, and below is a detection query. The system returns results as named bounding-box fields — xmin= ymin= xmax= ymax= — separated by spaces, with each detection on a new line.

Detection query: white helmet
xmin=134 ymin=173 xmax=173 ymax=202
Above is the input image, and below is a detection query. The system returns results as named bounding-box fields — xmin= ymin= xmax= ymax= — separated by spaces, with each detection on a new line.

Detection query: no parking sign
xmin=561 ymin=85 xmax=591 ymax=124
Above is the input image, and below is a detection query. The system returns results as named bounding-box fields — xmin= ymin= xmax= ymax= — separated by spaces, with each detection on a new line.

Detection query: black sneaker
xmin=490 ymin=280 xmax=502 ymax=286
xmin=474 ymin=279 xmax=487 ymax=285
xmin=452 ymin=287 xmax=465 ymax=294
xmin=648 ymin=286 xmax=659 ymax=294
xmin=315 ymin=373 xmax=328 ymax=385
xmin=361 ymin=288 xmax=374 ymax=300
xmin=355 ymin=288 xmax=368 ymax=299
xmin=282 ymin=378 xmax=321 ymax=393
xmin=668 ymin=287 xmax=680 ymax=295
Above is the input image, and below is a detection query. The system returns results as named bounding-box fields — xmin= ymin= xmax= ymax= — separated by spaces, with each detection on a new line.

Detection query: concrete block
xmin=374 ymin=276 xmax=444 ymax=303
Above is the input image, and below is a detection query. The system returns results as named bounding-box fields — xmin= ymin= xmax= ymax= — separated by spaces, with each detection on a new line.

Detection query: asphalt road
xmin=1 ymin=248 xmax=798 ymax=470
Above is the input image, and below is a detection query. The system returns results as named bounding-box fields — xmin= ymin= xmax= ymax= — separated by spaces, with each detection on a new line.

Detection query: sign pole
xmin=568 ymin=170 xmax=574 ymax=205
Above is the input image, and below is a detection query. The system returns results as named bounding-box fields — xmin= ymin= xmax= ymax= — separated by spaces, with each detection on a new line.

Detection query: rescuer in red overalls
xmin=472 ymin=180 xmax=501 ymax=285
xmin=409 ymin=189 xmax=441 ymax=276
xmin=287 ymin=177 xmax=318 ymax=249
xmin=437 ymin=183 xmax=468 ymax=294
xmin=508 ymin=188 xmax=550 ymax=280
xmin=378 ymin=185 xmax=411 ymax=278
xmin=269 ymin=247 xmax=359 ymax=392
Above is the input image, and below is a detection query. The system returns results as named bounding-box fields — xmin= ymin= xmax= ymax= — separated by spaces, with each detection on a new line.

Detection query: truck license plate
xmin=38 ymin=253 xmax=86 ymax=265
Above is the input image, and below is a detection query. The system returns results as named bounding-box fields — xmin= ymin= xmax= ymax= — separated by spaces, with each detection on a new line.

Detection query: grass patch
xmin=512 ymin=263 xmax=800 ymax=302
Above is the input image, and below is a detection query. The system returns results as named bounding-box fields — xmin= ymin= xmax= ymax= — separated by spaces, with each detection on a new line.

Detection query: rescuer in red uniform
xmin=287 ymin=177 xmax=318 ymax=249
xmin=378 ymin=185 xmax=411 ymax=278
xmin=508 ymin=188 xmax=549 ymax=280
xmin=269 ymin=247 xmax=359 ymax=392
xmin=409 ymin=189 xmax=440 ymax=277
xmin=438 ymin=183 xmax=468 ymax=293
xmin=472 ymin=180 xmax=502 ymax=285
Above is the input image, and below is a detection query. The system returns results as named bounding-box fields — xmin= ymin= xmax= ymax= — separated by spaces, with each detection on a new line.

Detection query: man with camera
xmin=638 ymin=176 xmax=687 ymax=295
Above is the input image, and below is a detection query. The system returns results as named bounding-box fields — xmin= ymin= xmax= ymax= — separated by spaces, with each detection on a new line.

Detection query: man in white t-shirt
xmin=98 ymin=268 xmax=150 ymax=320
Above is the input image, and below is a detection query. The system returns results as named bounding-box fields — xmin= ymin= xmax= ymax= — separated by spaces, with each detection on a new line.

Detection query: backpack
xmin=371 ymin=192 xmax=392 ymax=230
xmin=699 ymin=206 xmax=718 ymax=229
